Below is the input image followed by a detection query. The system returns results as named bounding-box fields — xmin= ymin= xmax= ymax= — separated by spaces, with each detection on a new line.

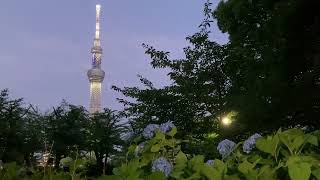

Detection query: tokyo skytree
xmin=87 ymin=4 xmax=105 ymax=114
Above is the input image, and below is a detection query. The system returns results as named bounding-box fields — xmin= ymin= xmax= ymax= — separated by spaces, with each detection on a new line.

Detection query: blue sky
xmin=0 ymin=0 xmax=228 ymax=111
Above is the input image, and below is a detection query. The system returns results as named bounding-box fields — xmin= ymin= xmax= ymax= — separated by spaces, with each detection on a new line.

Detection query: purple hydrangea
xmin=206 ymin=160 xmax=215 ymax=166
xmin=143 ymin=124 xmax=160 ymax=139
xmin=152 ymin=157 xmax=172 ymax=177
xmin=121 ymin=131 xmax=134 ymax=141
xmin=134 ymin=142 xmax=145 ymax=157
xmin=217 ymin=139 xmax=236 ymax=158
xmin=160 ymin=121 xmax=176 ymax=133
xmin=243 ymin=133 xmax=262 ymax=154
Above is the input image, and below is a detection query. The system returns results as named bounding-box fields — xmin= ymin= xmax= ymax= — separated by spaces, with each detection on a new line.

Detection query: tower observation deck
xmin=87 ymin=4 xmax=105 ymax=114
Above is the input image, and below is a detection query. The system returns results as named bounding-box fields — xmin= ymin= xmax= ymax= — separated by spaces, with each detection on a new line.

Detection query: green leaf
xmin=98 ymin=175 xmax=123 ymax=180
xmin=214 ymin=159 xmax=227 ymax=173
xmin=312 ymin=168 xmax=320 ymax=180
xmin=141 ymin=152 xmax=154 ymax=166
xmin=167 ymin=127 xmax=177 ymax=137
xmin=258 ymin=165 xmax=277 ymax=180
xmin=287 ymin=156 xmax=312 ymax=180
xmin=279 ymin=129 xmax=305 ymax=154
xmin=171 ymin=151 xmax=187 ymax=179
xmin=163 ymin=138 xmax=175 ymax=147
xmin=128 ymin=144 xmax=137 ymax=154
xmin=145 ymin=172 xmax=166 ymax=180
xmin=238 ymin=160 xmax=255 ymax=175
xmin=175 ymin=151 xmax=187 ymax=168
xmin=151 ymin=144 xmax=161 ymax=152
xmin=155 ymin=131 xmax=165 ymax=140
xmin=190 ymin=155 xmax=205 ymax=172
xmin=211 ymin=159 xmax=227 ymax=180
xmin=305 ymin=134 xmax=318 ymax=146
xmin=224 ymin=175 xmax=242 ymax=180
xmin=238 ymin=160 xmax=259 ymax=180
xmin=201 ymin=165 xmax=215 ymax=180
xmin=256 ymin=134 xmax=279 ymax=157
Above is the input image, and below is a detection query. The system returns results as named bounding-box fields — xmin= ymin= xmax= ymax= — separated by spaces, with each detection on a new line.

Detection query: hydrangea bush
xmin=3 ymin=121 xmax=320 ymax=180
xmin=104 ymin=122 xmax=320 ymax=180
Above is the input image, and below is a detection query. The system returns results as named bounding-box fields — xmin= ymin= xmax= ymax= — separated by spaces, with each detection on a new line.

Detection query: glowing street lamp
xmin=222 ymin=116 xmax=232 ymax=126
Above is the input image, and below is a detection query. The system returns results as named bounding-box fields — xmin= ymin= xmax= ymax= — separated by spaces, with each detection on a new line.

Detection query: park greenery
xmin=1 ymin=0 xmax=320 ymax=179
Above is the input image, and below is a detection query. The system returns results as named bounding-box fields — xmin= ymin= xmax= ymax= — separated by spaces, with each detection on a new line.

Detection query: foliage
xmin=1 ymin=0 xmax=320 ymax=179
xmin=112 ymin=0 xmax=320 ymax=143
xmin=87 ymin=108 xmax=128 ymax=174
xmin=213 ymin=0 xmax=320 ymax=133
xmin=103 ymin=125 xmax=320 ymax=180
xmin=45 ymin=101 xmax=89 ymax=167
xmin=0 ymin=90 xmax=129 ymax=176
xmin=0 ymin=89 xmax=42 ymax=164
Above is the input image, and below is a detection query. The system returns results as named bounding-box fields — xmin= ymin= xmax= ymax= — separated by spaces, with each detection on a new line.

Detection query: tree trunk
xmin=95 ymin=151 xmax=103 ymax=175
xmin=103 ymin=153 xmax=108 ymax=175
xmin=54 ymin=152 xmax=62 ymax=168
xmin=24 ymin=152 xmax=31 ymax=167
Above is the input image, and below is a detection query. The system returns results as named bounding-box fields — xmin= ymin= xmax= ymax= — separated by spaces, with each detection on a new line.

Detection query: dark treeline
xmin=0 ymin=89 xmax=128 ymax=175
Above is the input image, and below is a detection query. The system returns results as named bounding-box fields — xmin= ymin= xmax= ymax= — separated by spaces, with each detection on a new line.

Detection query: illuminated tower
xmin=87 ymin=4 xmax=105 ymax=114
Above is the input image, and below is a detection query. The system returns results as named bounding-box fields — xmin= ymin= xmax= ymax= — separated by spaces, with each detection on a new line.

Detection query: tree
xmin=87 ymin=109 xmax=127 ymax=175
xmin=112 ymin=1 xmax=231 ymax=140
xmin=45 ymin=101 xmax=89 ymax=167
xmin=0 ymin=89 xmax=42 ymax=164
xmin=213 ymin=0 xmax=320 ymax=134
xmin=20 ymin=106 xmax=43 ymax=166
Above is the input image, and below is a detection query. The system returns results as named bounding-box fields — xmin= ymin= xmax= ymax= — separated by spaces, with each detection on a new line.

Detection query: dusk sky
xmin=0 ymin=0 xmax=228 ymax=111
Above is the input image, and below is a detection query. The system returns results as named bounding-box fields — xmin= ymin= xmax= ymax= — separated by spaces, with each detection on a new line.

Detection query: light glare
xmin=96 ymin=4 xmax=101 ymax=11
xmin=222 ymin=117 xmax=232 ymax=126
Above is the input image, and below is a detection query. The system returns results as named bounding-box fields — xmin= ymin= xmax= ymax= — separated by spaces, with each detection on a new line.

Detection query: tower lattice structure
xmin=87 ymin=4 xmax=105 ymax=114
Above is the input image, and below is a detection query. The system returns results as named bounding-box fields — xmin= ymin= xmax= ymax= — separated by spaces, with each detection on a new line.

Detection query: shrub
xmin=101 ymin=123 xmax=320 ymax=180
xmin=1 ymin=123 xmax=320 ymax=180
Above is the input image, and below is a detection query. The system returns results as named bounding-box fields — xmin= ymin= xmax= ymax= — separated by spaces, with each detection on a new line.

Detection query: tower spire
xmin=95 ymin=4 xmax=101 ymax=39
xmin=87 ymin=4 xmax=105 ymax=114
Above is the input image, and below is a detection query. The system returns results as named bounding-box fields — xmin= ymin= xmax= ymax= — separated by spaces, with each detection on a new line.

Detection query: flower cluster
xmin=243 ymin=133 xmax=262 ymax=154
xmin=152 ymin=157 xmax=172 ymax=177
xmin=217 ymin=139 xmax=236 ymax=158
xmin=143 ymin=124 xmax=160 ymax=139
xmin=134 ymin=142 xmax=145 ymax=157
xmin=160 ymin=121 xmax=176 ymax=133
xmin=206 ymin=160 xmax=215 ymax=166
xmin=121 ymin=131 xmax=134 ymax=141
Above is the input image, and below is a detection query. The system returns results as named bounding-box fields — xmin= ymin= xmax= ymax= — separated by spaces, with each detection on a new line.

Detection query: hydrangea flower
xmin=134 ymin=142 xmax=145 ymax=157
xmin=160 ymin=121 xmax=176 ymax=133
xmin=152 ymin=157 xmax=172 ymax=177
xmin=217 ymin=139 xmax=236 ymax=158
xmin=143 ymin=124 xmax=160 ymax=139
xmin=121 ymin=131 xmax=133 ymax=141
xmin=243 ymin=133 xmax=262 ymax=154
xmin=206 ymin=160 xmax=215 ymax=166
